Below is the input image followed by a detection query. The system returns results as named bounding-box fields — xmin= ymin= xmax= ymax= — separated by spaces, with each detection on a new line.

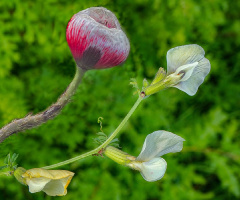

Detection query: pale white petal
xmin=174 ymin=62 xmax=198 ymax=82
xmin=26 ymin=177 xmax=51 ymax=193
xmin=136 ymin=131 xmax=185 ymax=161
xmin=173 ymin=57 xmax=210 ymax=95
xmin=43 ymin=178 xmax=68 ymax=196
xmin=167 ymin=44 xmax=205 ymax=74
xmin=132 ymin=158 xmax=167 ymax=182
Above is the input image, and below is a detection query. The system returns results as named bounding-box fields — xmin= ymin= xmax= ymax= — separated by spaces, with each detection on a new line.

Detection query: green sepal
xmin=104 ymin=146 xmax=135 ymax=166
xmin=151 ymin=67 xmax=166 ymax=85
xmin=130 ymin=78 xmax=140 ymax=95
xmin=14 ymin=167 xmax=27 ymax=186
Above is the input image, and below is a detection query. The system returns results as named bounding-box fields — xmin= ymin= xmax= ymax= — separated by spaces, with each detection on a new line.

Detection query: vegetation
xmin=0 ymin=0 xmax=239 ymax=199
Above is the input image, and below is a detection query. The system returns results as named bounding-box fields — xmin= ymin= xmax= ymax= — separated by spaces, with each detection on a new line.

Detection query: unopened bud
xmin=66 ymin=7 xmax=130 ymax=70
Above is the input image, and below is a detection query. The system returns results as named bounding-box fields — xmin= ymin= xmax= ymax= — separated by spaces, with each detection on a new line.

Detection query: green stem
xmin=97 ymin=95 xmax=144 ymax=150
xmin=57 ymin=66 xmax=86 ymax=105
xmin=0 ymin=172 xmax=8 ymax=176
xmin=43 ymin=149 xmax=96 ymax=169
xmin=43 ymin=94 xmax=144 ymax=169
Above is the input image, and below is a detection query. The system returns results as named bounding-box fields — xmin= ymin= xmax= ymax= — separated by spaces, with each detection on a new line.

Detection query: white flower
xmin=145 ymin=44 xmax=211 ymax=96
xmin=21 ymin=168 xmax=74 ymax=196
xmin=104 ymin=131 xmax=185 ymax=182
xmin=166 ymin=44 xmax=211 ymax=95
xmin=127 ymin=131 xmax=185 ymax=182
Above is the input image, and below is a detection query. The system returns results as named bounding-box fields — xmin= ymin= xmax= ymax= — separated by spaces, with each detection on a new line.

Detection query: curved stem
xmin=0 ymin=66 xmax=86 ymax=143
xmin=43 ymin=149 xmax=96 ymax=169
xmin=42 ymin=94 xmax=144 ymax=169
xmin=97 ymin=95 xmax=144 ymax=150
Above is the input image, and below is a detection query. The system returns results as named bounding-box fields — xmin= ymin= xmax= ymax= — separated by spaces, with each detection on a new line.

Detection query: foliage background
xmin=0 ymin=0 xmax=240 ymax=199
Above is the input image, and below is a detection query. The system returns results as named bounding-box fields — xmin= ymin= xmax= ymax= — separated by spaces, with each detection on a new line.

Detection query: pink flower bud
xmin=66 ymin=7 xmax=130 ymax=70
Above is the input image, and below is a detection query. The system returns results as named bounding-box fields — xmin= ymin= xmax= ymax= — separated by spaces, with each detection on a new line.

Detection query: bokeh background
xmin=0 ymin=0 xmax=240 ymax=199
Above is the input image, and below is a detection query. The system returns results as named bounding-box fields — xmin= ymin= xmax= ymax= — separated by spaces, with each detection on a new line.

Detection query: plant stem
xmin=97 ymin=95 xmax=144 ymax=150
xmin=0 ymin=66 xmax=86 ymax=143
xmin=42 ymin=94 xmax=144 ymax=169
xmin=43 ymin=149 xmax=96 ymax=169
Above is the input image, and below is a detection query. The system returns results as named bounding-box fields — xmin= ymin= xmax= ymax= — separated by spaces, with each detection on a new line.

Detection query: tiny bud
xmin=66 ymin=7 xmax=130 ymax=70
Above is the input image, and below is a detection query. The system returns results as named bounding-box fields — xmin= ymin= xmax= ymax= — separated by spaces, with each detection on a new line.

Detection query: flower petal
xmin=42 ymin=176 xmax=73 ymax=196
xmin=131 ymin=158 xmax=167 ymax=182
xmin=174 ymin=62 xmax=198 ymax=82
xmin=26 ymin=177 xmax=51 ymax=193
xmin=173 ymin=57 xmax=210 ymax=95
xmin=167 ymin=44 xmax=205 ymax=74
xmin=136 ymin=131 xmax=185 ymax=162
xmin=42 ymin=171 xmax=74 ymax=196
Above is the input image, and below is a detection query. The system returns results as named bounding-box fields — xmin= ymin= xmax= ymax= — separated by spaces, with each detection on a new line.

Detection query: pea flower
xmin=145 ymin=44 xmax=211 ymax=96
xmin=104 ymin=130 xmax=185 ymax=182
xmin=14 ymin=167 xmax=74 ymax=196
xmin=66 ymin=7 xmax=130 ymax=70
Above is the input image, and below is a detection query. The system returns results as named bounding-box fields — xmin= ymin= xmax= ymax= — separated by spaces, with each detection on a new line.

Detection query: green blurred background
xmin=0 ymin=0 xmax=240 ymax=199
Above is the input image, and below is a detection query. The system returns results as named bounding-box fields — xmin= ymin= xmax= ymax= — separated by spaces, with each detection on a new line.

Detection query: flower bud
xmin=66 ymin=7 xmax=130 ymax=70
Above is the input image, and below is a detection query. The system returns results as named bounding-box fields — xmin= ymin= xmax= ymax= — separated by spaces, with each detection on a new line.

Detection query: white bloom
xmin=104 ymin=131 xmax=185 ymax=182
xmin=145 ymin=44 xmax=210 ymax=96
xmin=166 ymin=44 xmax=211 ymax=96
xmin=127 ymin=131 xmax=185 ymax=182
xmin=21 ymin=168 xmax=74 ymax=196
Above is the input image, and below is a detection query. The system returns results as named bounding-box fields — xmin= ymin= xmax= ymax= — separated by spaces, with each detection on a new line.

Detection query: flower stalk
xmin=0 ymin=66 xmax=86 ymax=143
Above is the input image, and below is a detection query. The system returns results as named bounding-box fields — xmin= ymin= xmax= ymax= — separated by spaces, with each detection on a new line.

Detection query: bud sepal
xmin=104 ymin=146 xmax=135 ymax=166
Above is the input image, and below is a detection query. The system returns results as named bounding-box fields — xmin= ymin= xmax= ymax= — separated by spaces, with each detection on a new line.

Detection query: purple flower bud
xmin=66 ymin=7 xmax=130 ymax=70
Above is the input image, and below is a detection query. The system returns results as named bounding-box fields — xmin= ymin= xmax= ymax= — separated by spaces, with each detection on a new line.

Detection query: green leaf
xmin=11 ymin=153 xmax=19 ymax=163
xmin=96 ymin=132 xmax=107 ymax=137
xmin=110 ymin=138 xmax=119 ymax=143
xmin=4 ymin=153 xmax=10 ymax=165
